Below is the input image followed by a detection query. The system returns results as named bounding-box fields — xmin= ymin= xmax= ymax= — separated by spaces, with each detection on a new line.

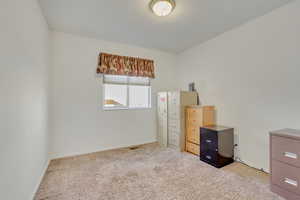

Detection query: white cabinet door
xmin=167 ymin=92 xmax=180 ymax=147
xmin=157 ymin=92 xmax=168 ymax=147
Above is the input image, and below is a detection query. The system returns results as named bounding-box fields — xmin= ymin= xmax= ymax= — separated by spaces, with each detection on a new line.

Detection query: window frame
xmin=102 ymin=75 xmax=152 ymax=111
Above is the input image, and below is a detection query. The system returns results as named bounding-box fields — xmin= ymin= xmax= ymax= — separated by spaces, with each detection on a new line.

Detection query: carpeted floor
xmin=35 ymin=143 xmax=283 ymax=200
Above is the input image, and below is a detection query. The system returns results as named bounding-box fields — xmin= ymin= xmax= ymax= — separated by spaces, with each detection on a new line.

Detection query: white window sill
xmin=103 ymin=107 xmax=152 ymax=111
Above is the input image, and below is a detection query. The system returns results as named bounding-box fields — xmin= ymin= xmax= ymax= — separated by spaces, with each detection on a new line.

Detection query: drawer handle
xmin=284 ymin=152 xmax=298 ymax=159
xmin=206 ymin=139 xmax=212 ymax=143
xmin=284 ymin=178 xmax=298 ymax=187
xmin=206 ymin=155 xmax=212 ymax=160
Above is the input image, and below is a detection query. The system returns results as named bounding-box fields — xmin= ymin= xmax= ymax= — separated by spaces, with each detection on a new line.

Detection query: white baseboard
xmin=30 ymin=159 xmax=50 ymax=200
xmin=235 ymin=158 xmax=270 ymax=174
xmin=50 ymin=140 xmax=157 ymax=160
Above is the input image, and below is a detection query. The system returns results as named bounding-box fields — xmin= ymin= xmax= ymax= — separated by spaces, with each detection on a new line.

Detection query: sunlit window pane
xmin=129 ymin=86 xmax=150 ymax=108
xmin=103 ymin=75 xmax=151 ymax=110
xmin=104 ymin=84 xmax=127 ymax=108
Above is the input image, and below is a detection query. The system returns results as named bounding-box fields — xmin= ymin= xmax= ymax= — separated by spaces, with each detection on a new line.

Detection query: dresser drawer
xmin=200 ymin=129 xmax=217 ymax=151
xmin=186 ymin=126 xmax=200 ymax=144
xmin=186 ymin=142 xmax=200 ymax=155
xmin=201 ymin=150 xmax=218 ymax=164
xmin=272 ymin=136 xmax=300 ymax=167
xmin=272 ymin=160 xmax=300 ymax=195
xmin=186 ymin=108 xmax=202 ymax=120
xmin=187 ymin=118 xmax=202 ymax=127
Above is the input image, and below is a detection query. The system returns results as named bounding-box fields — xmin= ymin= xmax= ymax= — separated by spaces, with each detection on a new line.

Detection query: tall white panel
xmin=167 ymin=91 xmax=180 ymax=147
xmin=157 ymin=92 xmax=168 ymax=147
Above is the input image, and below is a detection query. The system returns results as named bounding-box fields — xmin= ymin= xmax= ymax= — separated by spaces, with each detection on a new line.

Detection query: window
xmin=103 ymin=75 xmax=151 ymax=110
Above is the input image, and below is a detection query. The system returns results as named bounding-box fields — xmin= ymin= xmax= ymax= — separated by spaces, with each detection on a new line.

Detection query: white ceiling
xmin=39 ymin=0 xmax=293 ymax=53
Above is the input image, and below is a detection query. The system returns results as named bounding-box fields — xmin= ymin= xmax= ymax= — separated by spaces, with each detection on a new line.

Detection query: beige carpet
xmin=35 ymin=143 xmax=283 ymax=200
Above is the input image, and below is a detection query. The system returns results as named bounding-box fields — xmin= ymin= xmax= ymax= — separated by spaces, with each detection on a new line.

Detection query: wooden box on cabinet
xmin=270 ymin=129 xmax=300 ymax=200
xmin=185 ymin=105 xmax=215 ymax=155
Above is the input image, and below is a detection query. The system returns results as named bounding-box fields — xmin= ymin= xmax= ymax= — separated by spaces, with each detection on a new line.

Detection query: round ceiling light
xmin=150 ymin=0 xmax=176 ymax=17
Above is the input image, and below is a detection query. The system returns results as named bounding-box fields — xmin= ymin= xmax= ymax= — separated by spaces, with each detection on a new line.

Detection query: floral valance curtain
xmin=97 ymin=53 xmax=155 ymax=78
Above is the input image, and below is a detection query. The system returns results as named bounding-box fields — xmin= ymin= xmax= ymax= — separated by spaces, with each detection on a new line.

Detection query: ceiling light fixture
xmin=150 ymin=0 xmax=176 ymax=17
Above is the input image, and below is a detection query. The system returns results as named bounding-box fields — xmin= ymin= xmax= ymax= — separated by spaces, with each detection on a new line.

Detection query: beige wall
xmin=176 ymin=1 xmax=300 ymax=172
xmin=1 ymin=4 xmax=299 ymax=199
xmin=0 ymin=0 xmax=49 ymax=199
xmin=49 ymin=31 xmax=177 ymax=159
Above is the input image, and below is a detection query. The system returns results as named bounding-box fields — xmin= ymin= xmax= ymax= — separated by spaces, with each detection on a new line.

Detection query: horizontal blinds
xmin=103 ymin=75 xmax=150 ymax=86
xmin=128 ymin=76 xmax=150 ymax=86
xmin=103 ymin=75 xmax=128 ymax=84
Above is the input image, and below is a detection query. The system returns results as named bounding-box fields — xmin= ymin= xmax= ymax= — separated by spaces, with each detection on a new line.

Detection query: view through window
xmin=103 ymin=75 xmax=151 ymax=110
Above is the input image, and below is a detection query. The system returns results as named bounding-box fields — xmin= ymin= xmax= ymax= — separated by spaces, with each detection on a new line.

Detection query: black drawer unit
xmin=200 ymin=126 xmax=234 ymax=168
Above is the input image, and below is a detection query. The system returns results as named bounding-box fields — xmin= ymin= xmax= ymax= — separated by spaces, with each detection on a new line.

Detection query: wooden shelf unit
xmin=185 ymin=105 xmax=215 ymax=155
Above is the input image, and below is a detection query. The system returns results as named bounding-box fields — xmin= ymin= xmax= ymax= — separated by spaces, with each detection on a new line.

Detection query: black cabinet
xmin=200 ymin=126 xmax=234 ymax=168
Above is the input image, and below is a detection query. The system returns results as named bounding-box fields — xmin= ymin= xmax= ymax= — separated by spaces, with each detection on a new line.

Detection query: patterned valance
xmin=97 ymin=53 xmax=155 ymax=78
